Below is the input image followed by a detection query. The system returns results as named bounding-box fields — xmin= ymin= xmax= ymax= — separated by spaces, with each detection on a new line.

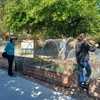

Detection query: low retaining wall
xmin=0 ymin=57 xmax=15 ymax=70
xmin=22 ymin=65 xmax=78 ymax=88
xmin=15 ymin=57 xmax=24 ymax=71
xmin=0 ymin=56 xmax=23 ymax=71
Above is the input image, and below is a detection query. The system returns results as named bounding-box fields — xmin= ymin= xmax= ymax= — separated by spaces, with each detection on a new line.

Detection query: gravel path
xmin=0 ymin=69 xmax=77 ymax=100
xmin=0 ymin=67 xmax=94 ymax=100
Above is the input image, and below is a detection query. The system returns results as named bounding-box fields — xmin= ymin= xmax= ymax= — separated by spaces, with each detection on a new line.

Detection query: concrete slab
xmin=0 ymin=69 xmax=75 ymax=100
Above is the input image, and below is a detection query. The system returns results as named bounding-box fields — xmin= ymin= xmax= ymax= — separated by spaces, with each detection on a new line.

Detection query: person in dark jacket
xmin=75 ymin=33 xmax=98 ymax=88
xmin=5 ymin=36 xmax=17 ymax=76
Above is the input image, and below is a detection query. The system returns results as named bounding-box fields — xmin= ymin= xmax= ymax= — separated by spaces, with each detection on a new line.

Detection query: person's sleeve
xmin=89 ymin=46 xmax=97 ymax=52
xmin=64 ymin=44 xmax=66 ymax=51
xmin=75 ymin=43 xmax=80 ymax=57
xmin=84 ymin=42 xmax=97 ymax=52
xmin=4 ymin=43 xmax=9 ymax=52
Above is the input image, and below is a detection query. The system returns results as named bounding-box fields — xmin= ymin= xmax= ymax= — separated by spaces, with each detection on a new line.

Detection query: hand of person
xmin=95 ymin=43 xmax=99 ymax=47
xmin=59 ymin=52 xmax=61 ymax=57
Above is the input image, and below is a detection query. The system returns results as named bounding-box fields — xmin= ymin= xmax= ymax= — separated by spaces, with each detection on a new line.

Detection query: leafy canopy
xmin=1 ymin=0 xmax=100 ymax=38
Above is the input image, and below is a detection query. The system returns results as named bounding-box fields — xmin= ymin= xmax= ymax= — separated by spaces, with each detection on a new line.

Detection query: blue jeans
xmin=78 ymin=62 xmax=92 ymax=85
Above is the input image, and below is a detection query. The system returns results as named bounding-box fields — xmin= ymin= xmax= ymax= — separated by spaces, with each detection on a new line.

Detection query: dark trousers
xmin=7 ymin=55 xmax=14 ymax=76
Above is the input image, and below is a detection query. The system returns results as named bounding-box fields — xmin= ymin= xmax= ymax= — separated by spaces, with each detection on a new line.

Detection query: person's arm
xmin=84 ymin=42 xmax=97 ymax=52
xmin=60 ymin=48 xmax=64 ymax=54
xmin=4 ymin=43 xmax=9 ymax=52
xmin=89 ymin=46 xmax=97 ymax=52
xmin=59 ymin=43 xmax=63 ymax=53
xmin=75 ymin=42 xmax=81 ymax=58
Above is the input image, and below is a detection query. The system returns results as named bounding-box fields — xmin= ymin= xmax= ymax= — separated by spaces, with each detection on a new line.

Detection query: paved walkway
xmin=0 ymin=69 xmax=75 ymax=100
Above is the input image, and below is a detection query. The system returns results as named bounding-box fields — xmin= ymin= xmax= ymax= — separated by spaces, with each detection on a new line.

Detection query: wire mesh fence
xmin=0 ymin=38 xmax=100 ymax=78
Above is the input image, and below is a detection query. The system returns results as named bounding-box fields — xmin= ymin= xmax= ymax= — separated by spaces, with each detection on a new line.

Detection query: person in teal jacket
xmin=5 ymin=36 xmax=17 ymax=76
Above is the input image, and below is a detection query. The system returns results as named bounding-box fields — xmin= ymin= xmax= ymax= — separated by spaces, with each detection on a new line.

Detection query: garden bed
xmin=22 ymin=65 xmax=78 ymax=88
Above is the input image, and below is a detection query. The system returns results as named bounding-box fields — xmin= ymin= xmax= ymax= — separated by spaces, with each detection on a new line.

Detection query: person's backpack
xmin=2 ymin=52 xmax=7 ymax=58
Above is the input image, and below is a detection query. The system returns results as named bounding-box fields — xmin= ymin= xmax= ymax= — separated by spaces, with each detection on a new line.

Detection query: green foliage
xmin=0 ymin=0 xmax=100 ymax=38
xmin=49 ymin=64 xmax=66 ymax=71
xmin=0 ymin=0 xmax=8 ymax=39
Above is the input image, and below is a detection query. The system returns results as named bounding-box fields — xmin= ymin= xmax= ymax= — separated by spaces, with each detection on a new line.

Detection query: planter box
xmin=22 ymin=65 xmax=78 ymax=88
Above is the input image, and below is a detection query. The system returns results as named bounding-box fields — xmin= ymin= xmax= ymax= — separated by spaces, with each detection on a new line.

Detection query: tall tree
xmin=3 ymin=0 xmax=100 ymax=38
